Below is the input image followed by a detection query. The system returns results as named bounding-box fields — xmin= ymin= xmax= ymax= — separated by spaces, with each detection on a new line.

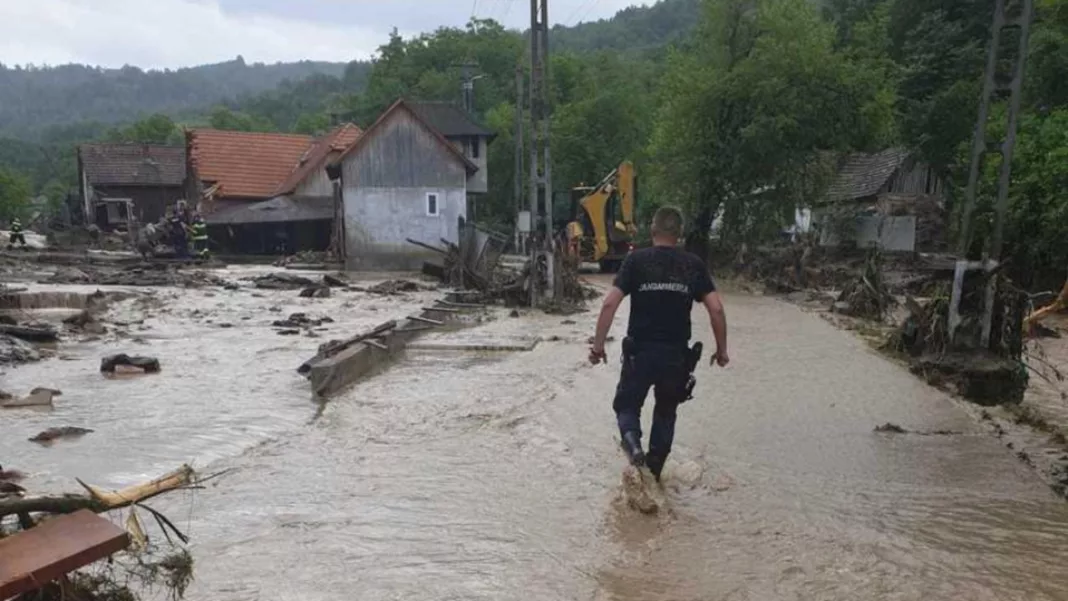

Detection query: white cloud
xmin=0 ymin=0 xmax=654 ymax=69
xmin=0 ymin=0 xmax=387 ymax=69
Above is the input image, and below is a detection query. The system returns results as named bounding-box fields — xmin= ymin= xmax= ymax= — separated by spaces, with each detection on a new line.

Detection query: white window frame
xmin=426 ymin=192 xmax=441 ymax=217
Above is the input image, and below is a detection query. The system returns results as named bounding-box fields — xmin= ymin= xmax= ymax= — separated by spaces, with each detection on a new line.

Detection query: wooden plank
xmin=436 ymin=300 xmax=486 ymax=309
xmin=395 ymin=325 xmax=436 ymax=333
xmin=297 ymin=320 xmax=397 ymax=374
xmin=407 ymin=315 xmax=445 ymax=326
xmin=422 ymin=306 xmax=462 ymax=313
xmin=364 ymin=338 xmax=389 ymax=350
xmin=0 ymin=509 xmax=130 ymax=599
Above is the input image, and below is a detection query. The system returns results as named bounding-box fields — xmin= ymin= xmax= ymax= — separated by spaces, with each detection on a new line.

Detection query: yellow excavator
xmin=565 ymin=161 xmax=637 ymax=273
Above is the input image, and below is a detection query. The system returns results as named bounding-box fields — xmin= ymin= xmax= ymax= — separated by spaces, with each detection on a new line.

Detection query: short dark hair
xmin=651 ymin=206 xmax=684 ymax=238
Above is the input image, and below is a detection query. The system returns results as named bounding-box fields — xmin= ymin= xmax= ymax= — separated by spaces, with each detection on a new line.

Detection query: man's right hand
xmin=588 ymin=345 xmax=607 ymax=365
xmin=712 ymin=350 xmax=729 ymax=367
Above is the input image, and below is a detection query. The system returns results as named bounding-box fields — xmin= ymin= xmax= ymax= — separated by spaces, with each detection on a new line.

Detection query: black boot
xmin=620 ymin=431 xmax=645 ymax=467
xmin=646 ymin=453 xmax=666 ymax=482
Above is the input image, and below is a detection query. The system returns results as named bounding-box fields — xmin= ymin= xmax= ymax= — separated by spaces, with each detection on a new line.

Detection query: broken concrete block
xmin=100 ymin=354 xmax=161 ymax=374
xmin=1 ymin=387 xmax=61 ymax=408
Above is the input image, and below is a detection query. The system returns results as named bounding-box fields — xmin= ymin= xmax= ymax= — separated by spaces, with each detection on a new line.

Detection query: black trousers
xmin=8 ymin=232 xmax=25 ymax=246
xmin=612 ymin=342 xmax=690 ymax=462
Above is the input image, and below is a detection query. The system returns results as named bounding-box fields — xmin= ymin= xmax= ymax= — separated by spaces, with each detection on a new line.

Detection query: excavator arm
xmin=566 ymin=161 xmax=636 ymax=264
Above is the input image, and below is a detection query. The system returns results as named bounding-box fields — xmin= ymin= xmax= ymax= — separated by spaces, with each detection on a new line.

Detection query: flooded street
xmin=6 ymin=273 xmax=1068 ymax=600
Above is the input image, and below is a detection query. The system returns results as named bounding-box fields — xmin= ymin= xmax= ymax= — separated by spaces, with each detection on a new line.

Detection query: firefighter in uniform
xmin=8 ymin=217 xmax=27 ymax=250
xmin=190 ymin=214 xmax=209 ymax=259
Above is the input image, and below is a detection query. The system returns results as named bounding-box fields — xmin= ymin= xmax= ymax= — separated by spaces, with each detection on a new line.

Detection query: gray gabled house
xmin=406 ymin=101 xmax=495 ymax=195
xmin=334 ymin=99 xmax=480 ymax=269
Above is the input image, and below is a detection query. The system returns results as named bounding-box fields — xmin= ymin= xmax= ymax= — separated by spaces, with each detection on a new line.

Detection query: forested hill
xmin=0 ymin=0 xmax=700 ymax=141
xmin=552 ymin=0 xmax=700 ymax=54
xmin=0 ymin=57 xmax=349 ymax=140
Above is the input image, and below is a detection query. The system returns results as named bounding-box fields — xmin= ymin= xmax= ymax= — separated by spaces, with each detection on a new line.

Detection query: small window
xmin=427 ymin=193 xmax=439 ymax=216
xmin=471 ymin=136 xmax=480 ymax=159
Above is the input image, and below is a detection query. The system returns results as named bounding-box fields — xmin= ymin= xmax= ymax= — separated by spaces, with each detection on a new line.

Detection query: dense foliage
xmin=1 ymin=0 xmax=1067 ymax=281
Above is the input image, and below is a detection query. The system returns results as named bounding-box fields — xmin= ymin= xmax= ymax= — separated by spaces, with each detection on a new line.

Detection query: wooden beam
xmin=407 ymin=315 xmax=444 ymax=326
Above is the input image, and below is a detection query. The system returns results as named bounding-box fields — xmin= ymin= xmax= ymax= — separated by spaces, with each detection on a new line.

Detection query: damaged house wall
xmin=817 ymin=149 xmax=946 ymax=252
xmin=338 ymin=103 xmax=471 ymax=270
xmin=78 ymin=144 xmax=186 ymax=230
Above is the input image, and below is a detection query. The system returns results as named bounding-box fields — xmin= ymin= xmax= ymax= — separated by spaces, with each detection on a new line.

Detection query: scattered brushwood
xmin=1 ymin=465 xmax=209 ymax=601
xmin=888 ymin=273 xmax=1029 ymax=405
xmin=834 ymin=249 xmax=894 ymax=320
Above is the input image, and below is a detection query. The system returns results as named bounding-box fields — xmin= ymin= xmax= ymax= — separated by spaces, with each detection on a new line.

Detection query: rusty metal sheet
xmin=0 ymin=509 xmax=130 ymax=599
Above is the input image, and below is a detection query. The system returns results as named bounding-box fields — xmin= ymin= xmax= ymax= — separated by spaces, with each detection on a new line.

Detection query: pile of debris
xmin=409 ymin=223 xmax=593 ymax=310
xmin=46 ymin=264 xmax=232 ymax=289
xmin=0 ymin=465 xmax=201 ymax=601
xmin=273 ymin=250 xmax=336 ymax=267
xmin=888 ymin=271 xmax=1029 ymax=404
xmin=832 ymin=249 xmax=895 ymax=320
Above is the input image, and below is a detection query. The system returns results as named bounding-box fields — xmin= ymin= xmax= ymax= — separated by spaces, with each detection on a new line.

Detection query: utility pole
xmin=950 ymin=0 xmax=1034 ymax=347
xmin=528 ymin=0 xmax=554 ymax=305
xmin=514 ymin=64 xmax=527 ymax=256
xmin=457 ymin=62 xmax=481 ymax=114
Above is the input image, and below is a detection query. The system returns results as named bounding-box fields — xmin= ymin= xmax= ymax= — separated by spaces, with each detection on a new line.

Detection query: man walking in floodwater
xmin=589 ymin=206 xmax=729 ymax=481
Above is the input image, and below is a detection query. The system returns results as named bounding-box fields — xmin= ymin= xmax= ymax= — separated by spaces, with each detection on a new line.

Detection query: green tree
xmin=107 ymin=114 xmax=182 ymax=144
xmin=649 ymin=0 xmax=871 ymax=250
xmin=0 ymin=167 xmax=32 ymax=221
xmin=208 ymin=106 xmax=274 ymax=132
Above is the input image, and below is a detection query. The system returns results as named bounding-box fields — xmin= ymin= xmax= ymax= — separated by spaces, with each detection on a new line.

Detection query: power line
xmin=563 ymin=0 xmax=593 ymax=26
xmin=577 ymin=0 xmax=604 ymax=25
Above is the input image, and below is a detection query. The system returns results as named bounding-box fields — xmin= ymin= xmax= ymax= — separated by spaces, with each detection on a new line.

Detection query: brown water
xmin=5 ymin=273 xmax=1068 ymax=600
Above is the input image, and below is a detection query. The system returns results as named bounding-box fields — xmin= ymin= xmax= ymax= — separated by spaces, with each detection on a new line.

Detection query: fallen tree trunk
xmin=1025 ymin=279 xmax=1068 ymax=329
xmin=0 ymin=323 xmax=59 ymax=343
xmin=0 ymin=464 xmax=194 ymax=520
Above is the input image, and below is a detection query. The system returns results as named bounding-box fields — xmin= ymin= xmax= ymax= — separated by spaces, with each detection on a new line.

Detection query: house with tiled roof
xmin=333 ymin=99 xmax=479 ymax=269
xmin=185 ymin=124 xmax=362 ymax=254
xmin=77 ymin=143 xmax=186 ymax=230
xmin=818 ymin=148 xmax=946 ymax=251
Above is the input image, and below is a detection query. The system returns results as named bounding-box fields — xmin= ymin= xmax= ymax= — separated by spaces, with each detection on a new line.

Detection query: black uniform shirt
xmin=613 ymin=245 xmax=716 ymax=346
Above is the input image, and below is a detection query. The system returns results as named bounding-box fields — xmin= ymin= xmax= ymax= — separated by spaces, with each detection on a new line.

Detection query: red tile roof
xmin=187 ymin=129 xmax=315 ymax=200
xmin=274 ymin=123 xmax=362 ymax=195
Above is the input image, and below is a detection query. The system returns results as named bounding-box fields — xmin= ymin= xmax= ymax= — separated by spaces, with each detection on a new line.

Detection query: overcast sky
xmin=0 ymin=0 xmax=646 ymax=70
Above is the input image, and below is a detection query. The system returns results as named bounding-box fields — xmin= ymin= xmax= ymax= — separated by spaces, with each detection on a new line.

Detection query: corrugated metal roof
xmin=204 ymin=195 xmax=333 ymax=225
xmin=187 ymin=129 xmax=315 ymax=200
xmin=826 ymin=148 xmax=910 ymax=202
xmin=274 ymin=123 xmax=362 ymax=195
xmin=406 ymin=101 xmax=495 ymax=138
xmin=78 ymin=144 xmax=186 ymax=186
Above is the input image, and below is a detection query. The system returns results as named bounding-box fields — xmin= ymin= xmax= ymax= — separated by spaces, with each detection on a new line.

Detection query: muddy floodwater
xmin=5 ymin=272 xmax=1068 ymax=600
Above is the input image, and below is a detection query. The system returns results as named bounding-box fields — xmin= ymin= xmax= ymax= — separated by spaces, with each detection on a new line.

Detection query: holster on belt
xmin=681 ymin=341 xmax=702 ymax=403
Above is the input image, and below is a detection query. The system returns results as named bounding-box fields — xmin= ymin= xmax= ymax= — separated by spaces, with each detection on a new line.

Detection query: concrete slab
xmin=407 ymin=339 xmax=539 ymax=352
